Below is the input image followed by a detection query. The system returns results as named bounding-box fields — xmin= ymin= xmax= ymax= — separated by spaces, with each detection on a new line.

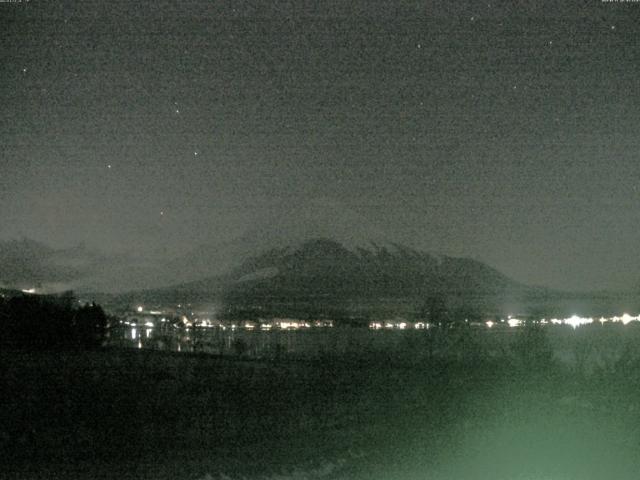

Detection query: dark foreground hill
xmin=4 ymin=335 xmax=640 ymax=480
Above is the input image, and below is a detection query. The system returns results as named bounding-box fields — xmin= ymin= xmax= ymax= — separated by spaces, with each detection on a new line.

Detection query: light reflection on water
xmin=108 ymin=322 xmax=640 ymax=367
xmin=110 ymin=324 xmax=415 ymax=359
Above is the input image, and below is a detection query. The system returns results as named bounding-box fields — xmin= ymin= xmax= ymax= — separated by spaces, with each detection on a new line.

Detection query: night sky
xmin=2 ymin=0 xmax=640 ymax=291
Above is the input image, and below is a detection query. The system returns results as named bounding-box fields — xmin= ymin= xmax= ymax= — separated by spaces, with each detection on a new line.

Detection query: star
xmin=160 ymin=211 xmax=164 ymax=216
xmin=611 ymin=25 xmax=616 ymax=30
xmin=22 ymin=68 xmax=27 ymax=73
xmin=194 ymin=151 xmax=199 ymax=156
xmin=175 ymin=109 xmax=180 ymax=114
xmin=417 ymin=43 xmax=422 ymax=49
xmin=107 ymin=164 xmax=112 ymax=169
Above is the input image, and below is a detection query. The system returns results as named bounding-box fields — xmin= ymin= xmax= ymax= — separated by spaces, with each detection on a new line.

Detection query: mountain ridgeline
xmin=149 ymin=238 xmax=533 ymax=322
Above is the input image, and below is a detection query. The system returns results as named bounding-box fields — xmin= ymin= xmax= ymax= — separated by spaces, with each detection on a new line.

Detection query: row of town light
xmin=370 ymin=314 xmax=640 ymax=330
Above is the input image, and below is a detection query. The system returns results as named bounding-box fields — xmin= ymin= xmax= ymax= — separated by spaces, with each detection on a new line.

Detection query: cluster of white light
xmin=194 ymin=318 xmax=214 ymax=328
xmin=507 ymin=317 xmax=523 ymax=328
xmin=128 ymin=318 xmax=334 ymax=331
xmin=611 ymin=313 xmax=640 ymax=325
xmin=369 ymin=321 xmax=429 ymax=330
xmin=541 ymin=315 xmax=595 ymax=329
xmin=516 ymin=313 xmax=640 ymax=329
xmin=275 ymin=320 xmax=312 ymax=329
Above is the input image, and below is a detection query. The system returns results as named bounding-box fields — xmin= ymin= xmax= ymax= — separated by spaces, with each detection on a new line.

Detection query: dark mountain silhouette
xmin=161 ymin=198 xmax=397 ymax=286
xmin=134 ymin=238 xmax=536 ymax=320
xmin=225 ymin=238 xmax=518 ymax=299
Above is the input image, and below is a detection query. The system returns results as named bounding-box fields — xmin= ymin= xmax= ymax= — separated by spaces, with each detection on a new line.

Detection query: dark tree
xmin=0 ymin=292 xmax=107 ymax=350
xmin=73 ymin=303 xmax=108 ymax=348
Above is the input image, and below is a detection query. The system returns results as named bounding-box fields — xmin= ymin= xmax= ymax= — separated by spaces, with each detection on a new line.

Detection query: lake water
xmin=108 ymin=323 xmax=428 ymax=359
xmin=107 ymin=321 xmax=640 ymax=370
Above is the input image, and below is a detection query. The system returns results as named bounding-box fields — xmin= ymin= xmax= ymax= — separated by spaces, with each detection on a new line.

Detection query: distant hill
xmin=132 ymin=238 xmax=539 ymax=321
xmin=0 ymin=287 xmax=23 ymax=299
xmin=0 ymin=237 xmax=161 ymax=294
xmin=0 ymin=238 xmax=86 ymax=291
